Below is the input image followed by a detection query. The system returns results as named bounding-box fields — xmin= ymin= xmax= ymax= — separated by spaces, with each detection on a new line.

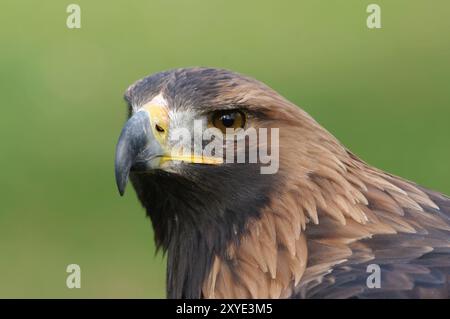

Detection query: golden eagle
xmin=115 ymin=68 xmax=450 ymax=298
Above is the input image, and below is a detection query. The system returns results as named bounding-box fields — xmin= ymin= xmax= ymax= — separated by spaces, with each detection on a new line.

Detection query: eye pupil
xmin=211 ymin=110 xmax=245 ymax=133
xmin=221 ymin=114 xmax=235 ymax=127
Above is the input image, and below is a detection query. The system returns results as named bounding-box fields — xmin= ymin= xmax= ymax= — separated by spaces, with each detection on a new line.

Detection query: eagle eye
xmin=211 ymin=110 xmax=246 ymax=133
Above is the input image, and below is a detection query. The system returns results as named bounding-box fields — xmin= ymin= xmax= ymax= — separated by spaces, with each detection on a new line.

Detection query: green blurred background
xmin=0 ymin=0 xmax=449 ymax=298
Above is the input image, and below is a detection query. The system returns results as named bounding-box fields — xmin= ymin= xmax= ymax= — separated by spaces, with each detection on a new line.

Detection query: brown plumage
xmin=115 ymin=67 xmax=450 ymax=298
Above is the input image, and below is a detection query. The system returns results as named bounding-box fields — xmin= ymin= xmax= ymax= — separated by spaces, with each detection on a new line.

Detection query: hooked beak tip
xmin=117 ymin=182 xmax=126 ymax=196
xmin=115 ymin=163 xmax=129 ymax=196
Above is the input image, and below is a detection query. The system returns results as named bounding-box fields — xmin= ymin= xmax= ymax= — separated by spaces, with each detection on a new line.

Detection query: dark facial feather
xmin=130 ymin=164 xmax=276 ymax=298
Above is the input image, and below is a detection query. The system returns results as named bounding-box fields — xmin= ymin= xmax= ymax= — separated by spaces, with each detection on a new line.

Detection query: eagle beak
xmin=115 ymin=103 xmax=224 ymax=196
xmin=115 ymin=110 xmax=164 ymax=196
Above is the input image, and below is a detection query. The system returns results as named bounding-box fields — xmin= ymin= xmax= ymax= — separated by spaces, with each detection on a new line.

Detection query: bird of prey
xmin=115 ymin=67 xmax=450 ymax=299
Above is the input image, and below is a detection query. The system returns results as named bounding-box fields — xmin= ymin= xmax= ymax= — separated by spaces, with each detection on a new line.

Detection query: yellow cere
xmin=142 ymin=102 xmax=170 ymax=144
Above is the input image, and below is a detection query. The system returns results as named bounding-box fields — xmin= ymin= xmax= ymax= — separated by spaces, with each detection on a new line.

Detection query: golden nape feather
xmin=199 ymin=75 xmax=450 ymax=299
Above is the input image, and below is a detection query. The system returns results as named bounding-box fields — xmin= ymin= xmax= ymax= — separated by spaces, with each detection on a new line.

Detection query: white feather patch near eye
xmin=133 ymin=92 xmax=168 ymax=113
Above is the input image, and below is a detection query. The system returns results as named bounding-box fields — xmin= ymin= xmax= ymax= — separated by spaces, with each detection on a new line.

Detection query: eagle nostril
xmin=155 ymin=124 xmax=165 ymax=133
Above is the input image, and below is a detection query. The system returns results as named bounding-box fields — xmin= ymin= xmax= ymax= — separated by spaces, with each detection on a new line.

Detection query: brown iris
xmin=211 ymin=110 xmax=246 ymax=133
